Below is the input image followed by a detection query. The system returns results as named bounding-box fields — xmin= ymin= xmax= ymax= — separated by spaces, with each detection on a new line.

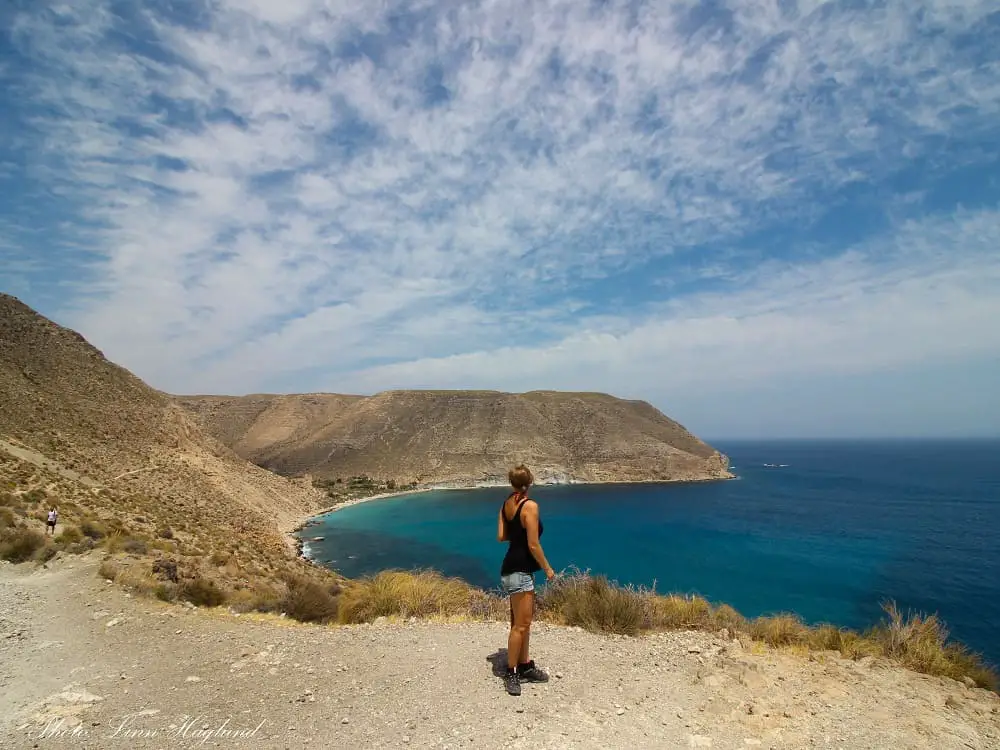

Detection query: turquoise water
xmin=299 ymin=440 xmax=1000 ymax=665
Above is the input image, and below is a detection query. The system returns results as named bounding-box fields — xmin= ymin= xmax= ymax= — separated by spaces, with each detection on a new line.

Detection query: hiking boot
xmin=503 ymin=670 xmax=521 ymax=696
xmin=517 ymin=661 xmax=549 ymax=683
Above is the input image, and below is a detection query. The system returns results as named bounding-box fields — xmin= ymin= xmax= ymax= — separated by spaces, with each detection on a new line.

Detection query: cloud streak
xmin=2 ymin=0 xmax=999 ymax=435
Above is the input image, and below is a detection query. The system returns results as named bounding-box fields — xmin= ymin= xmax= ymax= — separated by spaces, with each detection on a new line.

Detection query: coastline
xmin=284 ymin=472 xmax=735 ymax=563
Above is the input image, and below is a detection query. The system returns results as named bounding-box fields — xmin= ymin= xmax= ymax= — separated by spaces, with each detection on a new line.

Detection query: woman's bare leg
xmin=507 ymin=592 xmax=534 ymax=670
xmin=518 ymin=592 xmax=534 ymax=664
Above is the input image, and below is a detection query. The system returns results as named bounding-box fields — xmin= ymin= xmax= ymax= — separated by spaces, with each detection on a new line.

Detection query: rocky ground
xmin=2 ymin=554 xmax=999 ymax=750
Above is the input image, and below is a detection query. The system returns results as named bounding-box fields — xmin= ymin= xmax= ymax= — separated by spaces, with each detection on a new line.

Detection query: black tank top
xmin=500 ymin=494 xmax=544 ymax=575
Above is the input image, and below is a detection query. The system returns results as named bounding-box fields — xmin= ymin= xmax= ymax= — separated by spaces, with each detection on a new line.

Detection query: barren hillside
xmin=0 ymin=293 xmax=324 ymax=580
xmin=178 ymin=390 xmax=733 ymax=485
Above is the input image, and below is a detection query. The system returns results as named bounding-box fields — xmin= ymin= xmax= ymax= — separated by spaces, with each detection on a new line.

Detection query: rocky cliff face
xmin=178 ymin=389 xmax=732 ymax=485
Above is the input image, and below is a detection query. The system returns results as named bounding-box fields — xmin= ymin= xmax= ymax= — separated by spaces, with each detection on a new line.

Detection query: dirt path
xmin=1 ymin=555 xmax=998 ymax=750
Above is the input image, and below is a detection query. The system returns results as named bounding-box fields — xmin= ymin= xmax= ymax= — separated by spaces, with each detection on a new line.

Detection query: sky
xmin=1 ymin=0 xmax=999 ymax=439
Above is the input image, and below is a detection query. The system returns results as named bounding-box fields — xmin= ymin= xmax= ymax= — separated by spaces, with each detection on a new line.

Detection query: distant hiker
xmin=46 ymin=508 xmax=58 ymax=535
xmin=497 ymin=464 xmax=555 ymax=696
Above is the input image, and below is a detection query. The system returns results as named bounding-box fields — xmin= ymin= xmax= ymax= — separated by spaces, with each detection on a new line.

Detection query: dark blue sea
xmin=298 ymin=440 xmax=1000 ymax=666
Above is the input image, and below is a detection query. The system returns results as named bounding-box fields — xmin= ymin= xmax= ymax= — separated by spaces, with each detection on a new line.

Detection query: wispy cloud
xmin=2 ymin=0 xmax=999 ymax=435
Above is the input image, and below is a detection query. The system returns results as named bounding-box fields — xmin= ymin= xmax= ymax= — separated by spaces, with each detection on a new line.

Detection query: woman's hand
xmin=544 ymin=567 xmax=556 ymax=581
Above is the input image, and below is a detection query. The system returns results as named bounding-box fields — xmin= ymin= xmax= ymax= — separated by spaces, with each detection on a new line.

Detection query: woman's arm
xmin=497 ymin=508 xmax=508 ymax=542
xmin=521 ymin=501 xmax=555 ymax=579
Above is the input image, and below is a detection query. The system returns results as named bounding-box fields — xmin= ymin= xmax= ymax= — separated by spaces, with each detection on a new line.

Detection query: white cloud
xmin=4 ymin=0 xmax=1000 ymax=434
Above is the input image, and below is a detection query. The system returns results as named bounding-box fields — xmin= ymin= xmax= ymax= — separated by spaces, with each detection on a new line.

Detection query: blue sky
xmin=2 ymin=0 xmax=999 ymax=439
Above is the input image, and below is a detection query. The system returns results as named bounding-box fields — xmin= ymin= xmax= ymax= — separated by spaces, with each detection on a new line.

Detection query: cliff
xmin=177 ymin=390 xmax=732 ymax=485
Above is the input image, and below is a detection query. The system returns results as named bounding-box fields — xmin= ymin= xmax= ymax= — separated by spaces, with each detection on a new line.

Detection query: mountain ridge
xmin=177 ymin=389 xmax=732 ymax=486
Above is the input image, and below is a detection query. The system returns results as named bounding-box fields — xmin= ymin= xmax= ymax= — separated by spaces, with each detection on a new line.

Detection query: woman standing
xmin=497 ymin=464 xmax=555 ymax=696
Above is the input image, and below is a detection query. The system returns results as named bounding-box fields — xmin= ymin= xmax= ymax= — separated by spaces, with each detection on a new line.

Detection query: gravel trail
xmin=1 ymin=555 xmax=998 ymax=750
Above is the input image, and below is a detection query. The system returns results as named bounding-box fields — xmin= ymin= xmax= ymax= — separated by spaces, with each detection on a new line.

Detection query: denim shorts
xmin=500 ymin=571 xmax=535 ymax=595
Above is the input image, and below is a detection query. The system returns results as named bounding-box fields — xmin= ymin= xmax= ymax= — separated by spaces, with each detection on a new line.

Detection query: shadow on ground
xmin=486 ymin=648 xmax=509 ymax=678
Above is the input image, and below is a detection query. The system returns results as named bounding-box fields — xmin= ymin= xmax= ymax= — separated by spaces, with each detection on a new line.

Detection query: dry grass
xmin=337 ymin=569 xmax=490 ymax=623
xmin=864 ymin=601 xmax=998 ymax=691
xmin=531 ymin=571 xmax=997 ymax=691
xmin=748 ymin=613 xmax=809 ymax=646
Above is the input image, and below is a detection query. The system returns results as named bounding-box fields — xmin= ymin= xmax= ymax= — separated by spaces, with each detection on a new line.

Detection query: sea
xmin=297 ymin=440 xmax=1000 ymax=666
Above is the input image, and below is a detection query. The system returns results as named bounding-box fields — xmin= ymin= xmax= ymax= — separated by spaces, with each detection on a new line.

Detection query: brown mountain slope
xmin=0 ymin=293 xmax=324 ymax=577
xmin=177 ymin=390 xmax=732 ymax=485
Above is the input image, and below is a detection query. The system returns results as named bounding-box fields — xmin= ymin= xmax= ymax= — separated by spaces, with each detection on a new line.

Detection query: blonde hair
xmin=508 ymin=464 xmax=533 ymax=492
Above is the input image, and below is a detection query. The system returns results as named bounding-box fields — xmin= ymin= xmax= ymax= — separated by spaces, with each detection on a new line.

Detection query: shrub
xmin=152 ymin=559 xmax=179 ymax=583
xmin=711 ymin=602 xmax=747 ymax=632
xmin=98 ymin=559 xmax=121 ymax=581
xmin=123 ymin=538 xmax=148 ymax=555
xmin=0 ymin=527 xmax=46 ymax=563
xmin=0 ymin=491 xmax=17 ymax=506
xmin=337 ymin=569 xmax=483 ymax=624
xmin=180 ymin=577 xmax=227 ymax=607
xmin=646 ymin=593 xmax=712 ymax=629
xmin=54 ymin=526 xmax=84 ymax=545
xmin=540 ymin=573 xmax=646 ymax=635
xmin=81 ymin=519 xmax=107 ymax=540
xmin=0 ymin=508 xmax=15 ymax=528
xmin=157 ymin=527 xmax=174 ymax=540
xmin=102 ymin=533 xmax=125 ymax=553
xmin=23 ymin=488 xmax=47 ymax=504
xmin=867 ymin=600 xmax=998 ymax=690
xmin=154 ymin=583 xmax=178 ymax=602
xmin=210 ymin=551 xmax=229 ymax=567
xmin=281 ymin=577 xmax=340 ymax=623
xmin=228 ymin=582 xmax=284 ymax=614
xmin=748 ymin=614 xmax=809 ymax=646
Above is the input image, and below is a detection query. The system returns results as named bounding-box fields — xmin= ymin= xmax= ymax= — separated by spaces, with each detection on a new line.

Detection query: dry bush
xmin=806 ymin=624 xmax=847 ymax=651
xmin=54 ymin=525 xmax=83 ymax=545
xmin=337 ymin=569 xmax=484 ymax=623
xmin=115 ymin=564 xmax=160 ymax=596
xmin=81 ymin=519 xmax=107 ymax=540
xmin=711 ymin=603 xmax=747 ymax=632
xmin=98 ymin=559 xmax=121 ymax=581
xmin=180 ymin=576 xmax=227 ymax=607
xmin=228 ymin=581 xmax=284 ymax=614
xmin=646 ymin=593 xmax=713 ymax=629
xmin=154 ymin=582 xmax=179 ymax=601
xmin=0 ymin=491 xmax=18 ymax=506
xmin=34 ymin=542 xmax=57 ymax=563
xmin=539 ymin=573 xmax=647 ymax=635
xmin=748 ymin=614 xmax=809 ymax=646
xmin=0 ymin=527 xmax=46 ymax=563
xmin=210 ymin=550 xmax=229 ymax=567
xmin=157 ymin=526 xmax=174 ymax=539
xmin=281 ymin=577 xmax=340 ymax=623
xmin=123 ymin=538 xmax=148 ymax=555
xmin=866 ymin=600 xmax=998 ymax=690
xmin=0 ymin=508 xmax=15 ymax=528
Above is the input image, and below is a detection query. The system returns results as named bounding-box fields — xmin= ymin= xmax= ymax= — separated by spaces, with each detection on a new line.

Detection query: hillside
xmin=0 ymin=293 xmax=327 ymax=592
xmin=177 ymin=390 xmax=733 ymax=485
